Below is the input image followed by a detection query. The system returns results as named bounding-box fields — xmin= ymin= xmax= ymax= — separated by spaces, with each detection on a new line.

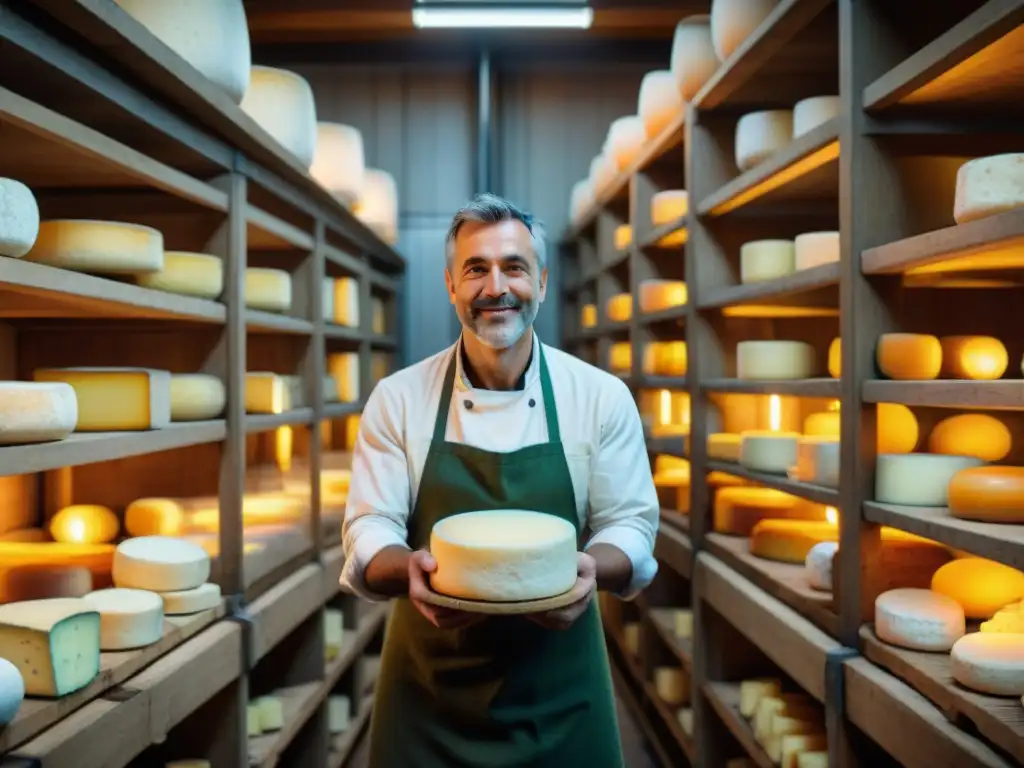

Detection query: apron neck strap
xmin=432 ymin=337 xmax=562 ymax=444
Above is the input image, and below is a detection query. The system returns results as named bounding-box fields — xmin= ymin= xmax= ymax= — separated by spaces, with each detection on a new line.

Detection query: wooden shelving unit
xmin=0 ymin=3 xmax=398 ymax=765
xmin=563 ymin=1 xmax=1024 ymax=766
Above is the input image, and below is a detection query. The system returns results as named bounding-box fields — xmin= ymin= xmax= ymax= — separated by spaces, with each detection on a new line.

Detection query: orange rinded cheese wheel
xmin=931 ymin=557 xmax=1024 ymax=619
xmin=949 ymin=466 xmax=1024 ymax=523
xmin=750 ymin=520 xmax=838 ymax=564
xmin=606 ymin=293 xmax=632 ymax=322
xmin=713 ymin=487 xmax=826 ymax=536
xmin=876 ymin=334 xmax=942 ymax=379
xmin=828 ymin=337 xmax=840 ymax=378
xmin=929 ymin=413 xmax=1012 ymax=462
xmin=877 ymin=403 xmax=918 ymax=454
xmin=939 ymin=336 xmax=1008 ymax=380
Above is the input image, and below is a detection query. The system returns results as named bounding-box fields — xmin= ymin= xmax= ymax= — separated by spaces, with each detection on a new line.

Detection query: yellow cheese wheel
xmin=931 ymin=558 xmax=1024 ymax=619
xmin=939 ymin=335 xmax=1008 ymax=380
xmin=581 ymin=304 xmax=598 ymax=328
xmin=949 ymin=466 xmax=1024 ymax=523
xmin=49 ymin=505 xmax=120 ymax=545
xmin=643 ymin=341 xmax=687 ymax=377
xmin=713 ymin=487 xmax=826 ymax=536
xmin=750 ymin=520 xmax=838 ymax=564
xmin=651 ymin=190 xmax=689 ymax=225
xmin=877 ymin=403 xmax=918 ymax=454
xmin=614 ymin=224 xmax=632 ymax=251
xmin=608 ymin=342 xmax=632 ymax=374
xmin=876 ymin=334 xmax=941 ymax=380
xmin=828 ymin=337 xmax=840 ymax=378
xmin=928 ymin=413 xmax=1011 ymax=462
xmin=606 ymin=293 xmax=632 ymax=323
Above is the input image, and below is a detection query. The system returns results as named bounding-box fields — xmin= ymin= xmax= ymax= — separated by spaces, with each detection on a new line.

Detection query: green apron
xmin=368 ymin=342 xmax=625 ymax=768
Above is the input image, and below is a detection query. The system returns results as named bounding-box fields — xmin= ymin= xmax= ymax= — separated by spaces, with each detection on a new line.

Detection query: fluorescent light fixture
xmin=412 ymin=6 xmax=593 ymax=28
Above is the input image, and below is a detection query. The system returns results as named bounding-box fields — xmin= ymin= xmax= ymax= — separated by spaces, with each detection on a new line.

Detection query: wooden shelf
xmin=248 ymin=681 xmax=324 ymax=768
xmin=648 ymin=608 xmax=694 ymax=670
xmin=655 ymin=519 xmax=694 ymax=579
xmin=702 ymin=378 xmax=840 ymax=398
xmin=706 ymin=460 xmax=839 ymax=507
xmin=702 ymin=682 xmax=774 ymax=768
xmin=862 ymin=380 xmax=1024 ymax=410
xmin=637 ymin=305 xmax=688 ymax=326
xmin=697 ymin=263 xmax=840 ymax=311
xmin=246 ymin=409 xmax=316 ymax=434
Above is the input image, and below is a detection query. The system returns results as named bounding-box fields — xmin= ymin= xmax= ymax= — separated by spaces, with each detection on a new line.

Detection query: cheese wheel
xmin=949 ymin=466 xmax=1024 ymax=523
xmin=310 ymin=122 xmax=366 ymax=206
xmin=929 ymin=413 xmax=1011 ymax=462
xmin=50 ymin=505 xmax=119 ymax=545
xmin=878 ymin=403 xmax=919 ymax=454
xmin=605 ymin=116 xmax=647 ymax=171
xmin=125 ymin=498 xmax=185 ymax=537
xmin=112 ymin=0 xmax=250 ymax=103
xmin=2 ymin=564 xmax=92 ymax=602
xmin=739 ymin=431 xmax=799 ymax=474
xmin=0 ymin=658 xmax=24 ymax=726
xmin=328 ymin=353 xmax=361 ymax=403
xmin=782 ymin=735 xmax=828 ymax=768
xmin=654 ymin=667 xmax=689 ymax=705
xmin=606 ymin=293 xmax=632 ymax=322
xmin=875 ymin=453 xmax=985 ymax=507
xmin=938 ymin=335 xmax=1008 ymax=380
xmin=670 ymin=16 xmax=718 ymax=101
xmin=792 ymin=436 xmax=839 ymax=487
xmin=643 ymin=341 xmax=687 ymax=377
xmin=805 ymin=541 xmax=838 ymax=591
xmin=931 ymin=558 xmax=1024 ymax=619
xmin=794 ymin=232 xmax=840 ymax=270
xmin=674 ymin=609 xmax=693 ymax=637
xmin=639 ymin=279 xmax=687 ymax=313
xmin=588 ymin=154 xmax=618 ymax=196
xmin=651 ymin=190 xmax=689 ymax=225
xmin=609 ymin=342 xmax=632 ymax=374
xmin=953 ymin=153 xmax=1024 ymax=225
xmin=792 ymin=96 xmax=841 ymax=138
xmin=112 ymin=536 xmax=210 ymax=592
xmin=355 ymin=168 xmax=400 ymax=244
xmin=711 ymin=0 xmax=777 ymax=61
xmin=333 ymin=277 xmax=360 ymax=327
xmin=0 ymin=381 xmax=77 ymax=445
xmin=0 ymin=177 xmax=40 ymax=258
xmin=160 ymin=582 xmax=221 ymax=615
xmin=26 ymin=220 xmax=163 ymax=274
xmin=751 ymin=520 xmax=838 ymax=564
xmin=739 ymin=678 xmax=781 ymax=717
xmin=169 ymin=374 xmax=226 ymax=422
xmin=136 ymin=252 xmax=223 ymax=299
xmin=828 ymin=337 xmax=840 ymax=378
xmin=83 ymin=587 xmax=164 ymax=650
xmin=951 ymin=633 xmax=1024 ymax=696
xmin=708 ymin=433 xmax=742 ymax=462
xmin=33 ymin=367 xmax=172 ymax=431
xmin=736 ymin=340 xmax=814 ymax=379
xmin=754 ymin=695 xmax=816 ymax=741
xmin=713 ymin=487 xmax=825 ymax=536
xmin=638 ymin=70 xmax=683 ymax=138
xmin=247 ymin=702 xmax=262 ymax=736
xmin=982 ymin=602 xmax=1024 ymax=633
xmin=256 ymin=695 xmax=284 ymax=731
xmin=874 ymin=588 xmax=965 ymax=651
xmin=570 ymin=180 xmax=594 ymax=223
xmin=876 ymin=334 xmax=941 ymax=379
xmin=740 ymin=239 xmax=796 ymax=283
xmin=614 ymin=224 xmax=633 ymax=251
xmin=796 ymin=752 xmax=828 ymax=768
xmin=428 ymin=510 xmax=578 ymax=602
xmin=244 ymin=267 xmax=292 ymax=312
xmin=328 ymin=694 xmax=351 ymax=733
xmin=240 ymin=66 xmax=317 ymax=168
xmin=735 ymin=111 xmax=794 ymax=172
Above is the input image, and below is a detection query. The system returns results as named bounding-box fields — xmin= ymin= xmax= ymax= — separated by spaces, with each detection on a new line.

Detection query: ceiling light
xmin=412 ymin=6 xmax=594 ymax=29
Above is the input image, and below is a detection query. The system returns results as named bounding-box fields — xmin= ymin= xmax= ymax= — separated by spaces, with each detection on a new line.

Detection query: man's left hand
xmin=524 ymin=552 xmax=597 ymax=631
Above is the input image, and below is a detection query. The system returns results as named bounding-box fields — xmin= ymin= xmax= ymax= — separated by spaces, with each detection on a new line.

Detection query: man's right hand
xmin=408 ymin=549 xmax=485 ymax=630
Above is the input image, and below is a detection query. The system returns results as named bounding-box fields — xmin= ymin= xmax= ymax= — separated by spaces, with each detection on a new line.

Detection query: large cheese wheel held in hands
xmin=310 ymin=123 xmax=366 ymax=206
xmin=735 ymin=110 xmax=793 ymax=171
xmin=26 ymin=220 xmax=163 ymax=275
xmin=711 ymin=0 xmax=778 ymax=61
xmin=874 ymin=588 xmax=965 ymax=652
xmin=113 ymin=0 xmax=251 ymax=103
xmin=953 ymin=153 xmax=1024 ymax=224
xmin=0 ymin=177 xmax=40 ymax=258
xmin=240 ymin=66 xmax=317 ymax=169
xmin=113 ymin=536 xmax=210 ymax=592
xmin=429 ymin=510 xmax=578 ymax=602
xmin=605 ymin=116 xmax=647 ymax=171
xmin=671 ymin=16 xmax=719 ymax=101
xmin=0 ymin=381 xmax=77 ymax=445
xmin=638 ymin=71 xmax=683 ymax=138
xmin=355 ymin=169 xmax=399 ymax=244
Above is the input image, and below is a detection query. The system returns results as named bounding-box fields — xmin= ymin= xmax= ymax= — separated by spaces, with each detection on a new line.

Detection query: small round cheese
xmin=136 ymin=252 xmax=224 ymax=299
xmin=124 ymin=498 xmax=186 ymax=537
xmin=931 ymin=558 xmax=1024 ymax=619
xmin=878 ymin=403 xmax=919 ymax=454
xmin=0 ymin=177 xmax=40 ymax=258
xmin=244 ymin=267 xmax=292 ymax=312
xmin=792 ymin=436 xmax=839 ymax=488
xmin=953 ymin=153 xmax=1024 ymax=225
xmin=739 ymin=431 xmax=799 ymax=474
xmin=651 ymin=190 xmax=689 ymax=225
xmin=938 ymin=335 xmax=1008 ymax=380
xmin=606 ymin=116 xmax=647 ymax=171
xmin=160 ymin=582 xmax=222 ymax=615
xmin=740 ymin=239 xmax=796 ymax=283
xmin=354 ymin=168 xmax=399 ymax=244
xmin=805 ymin=541 xmax=838 ymax=591
xmin=638 ymin=280 xmax=687 ymax=313
xmin=83 ymin=587 xmax=165 ymax=650
xmin=26 ymin=220 xmax=163 ymax=274
xmin=637 ymin=70 xmax=683 ymax=138
xmin=0 ymin=381 xmax=77 ymax=445
xmin=50 ymin=504 xmax=120 ymax=545
xmin=928 ymin=413 xmax=1011 ymax=462
xmin=876 ymin=334 xmax=942 ymax=380
xmin=874 ymin=453 xmax=985 ymax=507
xmin=711 ymin=0 xmax=777 ymax=61
xmin=113 ymin=536 xmax=210 ymax=592
xmin=736 ymin=340 xmax=814 ymax=380
xmin=792 ymin=96 xmax=841 ymax=138
xmin=875 ymin=588 xmax=965 ymax=652
xmin=428 ymin=510 xmax=578 ymax=602
xmin=0 ymin=658 xmax=24 ymax=726
xmin=751 ymin=520 xmax=837 ymax=564
xmin=951 ymin=633 xmax=1024 ymax=696
xmin=240 ymin=66 xmax=317 ymax=168
xmin=949 ymin=466 xmax=1024 ymax=523
xmin=654 ymin=666 xmax=688 ymax=705
xmin=735 ymin=110 xmax=794 ymax=172
xmin=794 ymin=232 xmax=840 ymax=270
xmin=310 ymin=122 xmax=366 ymax=206
xmin=670 ymin=16 xmax=718 ymax=101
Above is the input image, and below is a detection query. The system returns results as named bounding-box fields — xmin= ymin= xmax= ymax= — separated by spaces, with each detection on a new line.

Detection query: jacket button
xmin=528 ymin=398 xmax=536 ymax=407
xmin=464 ymin=400 xmax=474 ymax=410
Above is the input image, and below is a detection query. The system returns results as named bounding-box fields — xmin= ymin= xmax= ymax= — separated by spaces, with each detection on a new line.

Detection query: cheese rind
xmin=740 ymin=239 xmax=796 ymax=283
xmin=125 ymin=498 xmax=185 ymax=537
xmin=83 ymin=588 xmax=164 ymax=650
xmin=949 ymin=466 xmax=1024 ymax=523
xmin=651 ymin=190 xmax=689 ymax=225
xmin=751 ymin=520 xmax=838 ymax=564
xmin=0 ymin=657 xmax=24 ymax=725
xmin=429 ymin=510 xmax=578 ymax=602
xmin=670 ymin=16 xmax=718 ymax=101
xmin=0 ymin=177 xmax=40 ymax=258
xmin=355 ymin=168 xmax=399 ymax=244
xmin=928 ymin=413 xmax=1011 ymax=462
xmin=639 ymin=280 xmax=687 ymax=313
xmin=938 ymin=335 xmax=1008 ymax=380
xmin=953 ymin=153 xmax=1024 ymax=225
xmin=805 ymin=541 xmax=838 ymax=591
xmin=736 ymin=340 xmax=814 ymax=380
xmin=951 ymin=633 xmax=1024 ymax=696
xmin=310 ymin=122 xmax=366 ymax=206
xmin=33 ymin=367 xmax=172 ymax=431
xmin=240 ymin=66 xmax=317 ymax=168
xmin=739 ymin=431 xmax=799 ymax=474
xmin=256 ymin=695 xmax=284 ymax=732
xmin=874 ymin=588 xmax=965 ymax=651
xmin=637 ymin=71 xmax=683 ymax=139
xmin=0 ymin=598 xmax=101 ymax=696
xmin=711 ymin=0 xmax=777 ymax=61
xmin=792 ymin=436 xmax=839 ymax=488
xmin=26 ymin=220 xmax=163 ymax=274
xmin=136 ymin=252 xmax=223 ymax=299
xmin=606 ymin=116 xmax=647 ymax=170
xmin=874 ymin=453 xmax=985 ymax=507
xmin=160 ymin=582 xmax=222 ymax=615
xmin=794 ymin=232 xmax=840 ymax=270
xmin=931 ymin=558 xmax=1024 ymax=619
xmin=112 ymin=536 xmax=210 ymax=592
xmin=876 ymin=333 xmax=941 ymax=380
xmin=735 ymin=111 xmax=794 ymax=172
xmin=170 ymin=374 xmax=226 ymax=421
xmin=714 ymin=487 xmax=824 ymax=536
xmin=792 ymin=97 xmax=841 ymax=138
xmin=0 ymin=381 xmax=77 ymax=445
xmin=244 ymin=267 xmax=292 ymax=313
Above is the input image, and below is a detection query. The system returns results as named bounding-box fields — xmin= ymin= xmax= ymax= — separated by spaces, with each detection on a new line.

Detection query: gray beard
xmin=462 ymin=298 xmax=539 ymax=349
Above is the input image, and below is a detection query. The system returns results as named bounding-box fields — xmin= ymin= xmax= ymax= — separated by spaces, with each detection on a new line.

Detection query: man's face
xmin=445 ymin=219 xmax=547 ymax=349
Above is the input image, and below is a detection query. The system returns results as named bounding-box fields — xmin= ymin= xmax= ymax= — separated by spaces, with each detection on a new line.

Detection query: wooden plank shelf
xmin=247 ymin=681 xmax=324 ymax=768
xmin=702 ymin=682 xmax=774 ymax=768
xmin=655 ymin=518 xmax=694 ymax=578
xmin=324 ymin=604 xmax=389 ymax=691
xmin=697 ymin=263 xmax=840 ymax=311
xmin=245 ymin=311 xmax=316 ymax=335
xmin=638 ymin=219 xmax=687 ymax=251
xmin=637 ymin=304 xmax=688 ymax=326
xmin=642 ymin=678 xmax=696 ymax=763
xmin=862 ymin=380 xmax=1024 ymax=410
xmin=648 ymin=607 xmax=694 ymax=670
xmin=702 ymin=378 xmax=840 ymax=398
xmin=636 ymin=375 xmax=688 ymax=391
xmin=246 ymin=564 xmax=325 ymax=666
xmin=706 ymin=460 xmax=839 ymax=506
xmin=246 ymin=409 xmax=316 ymax=434
xmin=646 ymin=435 xmax=687 ymax=459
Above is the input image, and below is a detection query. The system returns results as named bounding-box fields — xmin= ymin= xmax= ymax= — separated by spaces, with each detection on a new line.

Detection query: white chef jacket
xmin=339 ymin=332 xmax=660 ymax=602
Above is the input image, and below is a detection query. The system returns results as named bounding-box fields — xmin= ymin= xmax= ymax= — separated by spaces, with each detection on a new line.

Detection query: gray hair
xmin=444 ymin=193 xmax=547 ymax=271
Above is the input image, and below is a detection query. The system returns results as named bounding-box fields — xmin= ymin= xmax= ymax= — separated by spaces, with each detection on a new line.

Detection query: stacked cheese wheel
xmin=875 ymin=333 xmax=1009 ymax=381
xmin=112 ymin=536 xmax=221 ymax=622
xmin=737 ymin=677 xmax=827 ymax=766
xmin=248 ymin=694 xmax=285 ymax=737
xmin=733 ymin=94 xmax=839 ymax=172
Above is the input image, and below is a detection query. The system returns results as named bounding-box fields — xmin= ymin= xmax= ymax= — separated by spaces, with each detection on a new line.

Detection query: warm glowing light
xmin=768 ymin=395 xmax=782 ymax=432
xmin=49 ymin=504 xmax=120 ymax=545
xmin=826 ymin=506 xmax=838 ymax=526
xmin=68 ymin=518 xmax=86 ymax=542
xmin=940 ymin=336 xmax=1009 ymax=381
xmin=275 ymin=426 xmax=294 ymax=473
xmin=828 ymin=400 xmax=840 ymax=412
xmin=659 ymin=389 xmax=672 ymax=425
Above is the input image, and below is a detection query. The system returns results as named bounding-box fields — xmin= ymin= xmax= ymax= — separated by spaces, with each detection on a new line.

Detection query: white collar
xmin=453 ymin=331 xmax=541 ymax=392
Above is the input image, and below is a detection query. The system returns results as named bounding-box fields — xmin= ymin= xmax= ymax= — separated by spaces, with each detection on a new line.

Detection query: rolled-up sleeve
xmin=584 ymin=380 xmax=660 ymax=600
xmin=339 ymin=381 xmax=412 ymax=601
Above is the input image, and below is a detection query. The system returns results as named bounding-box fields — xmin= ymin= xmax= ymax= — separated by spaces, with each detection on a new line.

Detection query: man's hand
xmin=525 ymin=552 xmax=597 ymax=631
xmin=408 ymin=549 xmax=485 ymax=630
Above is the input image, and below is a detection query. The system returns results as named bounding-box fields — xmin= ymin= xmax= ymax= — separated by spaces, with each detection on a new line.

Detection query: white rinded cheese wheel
xmin=671 ymin=16 xmax=718 ymax=102
xmin=605 ymin=116 xmax=648 ymax=171
xmin=874 ymin=453 xmax=985 ymax=507
xmin=240 ymin=66 xmax=317 ymax=169
xmin=136 ymin=252 xmax=223 ymax=299
xmin=328 ymin=695 xmax=351 ymax=733
xmin=792 ymin=436 xmax=840 ymax=488
xmin=736 ymin=340 xmax=814 ymax=380
xmin=83 ymin=587 xmax=164 ymax=651
xmin=113 ymin=0 xmax=251 ymax=103
xmin=735 ymin=110 xmax=793 ymax=171
xmin=0 ymin=658 xmax=24 ymax=726
xmin=638 ymin=70 xmax=683 ymax=138
xmin=310 ymin=122 xmax=366 ymax=206
xmin=32 ymin=367 xmax=172 ymax=431
xmin=160 ymin=582 xmax=221 ymax=615
xmin=25 ymin=220 xmax=163 ymax=274
xmin=805 ymin=541 xmax=837 ymax=591
xmin=588 ymin=154 xmax=618 ymax=196
xmin=711 ymin=0 xmax=778 ymax=61
xmin=740 ymin=239 xmax=796 ymax=283
xmin=875 ymin=588 xmax=965 ymax=651
xmin=0 ymin=177 xmax=40 ymax=258
xmin=2 ymin=564 xmax=92 ymax=603
xmin=793 ymin=96 xmax=841 ymax=138
xmin=244 ymin=267 xmax=292 ymax=312
xmin=355 ymin=168 xmax=399 ymax=244
xmin=570 ymin=180 xmax=594 ymax=223
xmin=953 ymin=153 xmax=1024 ymax=225
xmin=0 ymin=382 xmax=77 ymax=445
xmin=951 ymin=633 xmax=1024 ymax=696
xmin=794 ymin=232 xmax=840 ymax=270
xmin=169 ymin=374 xmax=226 ymax=421
xmin=322 ymin=277 xmax=335 ymax=321
xmin=429 ymin=510 xmax=578 ymax=602
xmin=112 ymin=536 xmax=210 ymax=592
xmin=651 ymin=190 xmax=689 ymax=224
xmin=740 ymin=433 xmax=799 ymax=474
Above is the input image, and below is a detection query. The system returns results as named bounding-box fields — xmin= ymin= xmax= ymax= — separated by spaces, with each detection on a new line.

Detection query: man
xmin=340 ymin=193 xmax=660 ymax=768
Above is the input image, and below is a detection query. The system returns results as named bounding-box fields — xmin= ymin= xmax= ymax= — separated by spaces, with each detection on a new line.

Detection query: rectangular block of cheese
xmin=34 ymin=367 xmax=171 ymax=431
xmin=333 ymin=277 xmax=360 ymax=328
xmin=328 ymin=694 xmax=351 ymax=733
xmin=327 ymin=353 xmax=360 ymax=402
xmin=245 ymin=372 xmax=292 ymax=414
